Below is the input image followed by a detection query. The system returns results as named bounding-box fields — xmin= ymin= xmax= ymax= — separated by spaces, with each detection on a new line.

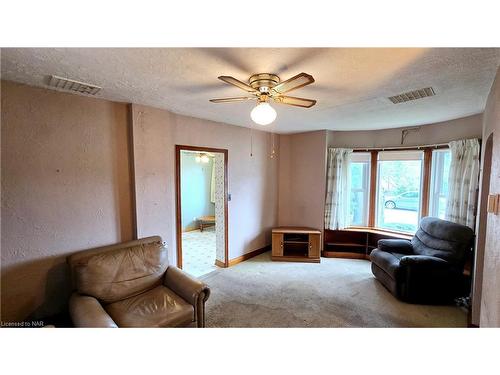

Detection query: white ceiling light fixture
xmin=250 ymin=101 xmax=277 ymax=125
xmin=209 ymin=72 xmax=316 ymax=126
xmin=195 ymin=153 xmax=210 ymax=163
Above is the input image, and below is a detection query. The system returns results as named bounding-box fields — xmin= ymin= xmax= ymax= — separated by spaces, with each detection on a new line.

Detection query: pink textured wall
xmin=1 ymin=81 xmax=134 ymax=321
xmin=478 ymin=67 xmax=500 ymax=327
xmin=278 ymin=131 xmax=328 ymax=236
xmin=327 ymin=114 xmax=483 ymax=149
xmin=130 ymin=104 xmax=279 ymax=264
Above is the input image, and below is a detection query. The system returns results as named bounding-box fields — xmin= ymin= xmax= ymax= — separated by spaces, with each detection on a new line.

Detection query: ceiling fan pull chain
xmin=250 ymin=121 xmax=254 ymax=157
xmin=271 ymin=132 xmax=276 ymax=159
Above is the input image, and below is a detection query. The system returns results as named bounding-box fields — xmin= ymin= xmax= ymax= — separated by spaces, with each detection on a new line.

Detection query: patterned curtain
xmin=210 ymin=159 xmax=216 ymax=203
xmin=213 ymin=153 xmax=225 ymax=264
xmin=445 ymin=138 xmax=480 ymax=228
xmin=325 ymin=148 xmax=353 ymax=230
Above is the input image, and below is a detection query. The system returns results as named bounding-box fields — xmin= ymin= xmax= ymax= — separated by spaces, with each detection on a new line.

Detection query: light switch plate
xmin=487 ymin=195 xmax=495 ymax=213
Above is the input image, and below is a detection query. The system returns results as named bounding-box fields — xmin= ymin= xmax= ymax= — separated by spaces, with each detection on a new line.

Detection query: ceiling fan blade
xmin=218 ymin=76 xmax=259 ymax=93
xmin=271 ymin=72 xmax=315 ymax=95
xmin=273 ymin=96 xmax=317 ymax=108
xmin=209 ymin=96 xmax=256 ymax=103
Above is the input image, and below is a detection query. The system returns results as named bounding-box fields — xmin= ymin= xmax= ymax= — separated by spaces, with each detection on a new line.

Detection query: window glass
xmin=348 ymin=153 xmax=370 ymax=226
xmin=430 ymin=149 xmax=451 ymax=219
xmin=376 ymin=151 xmax=423 ymax=233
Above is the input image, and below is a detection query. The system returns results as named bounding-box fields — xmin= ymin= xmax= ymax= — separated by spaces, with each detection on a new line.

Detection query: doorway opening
xmin=175 ymin=145 xmax=228 ymax=277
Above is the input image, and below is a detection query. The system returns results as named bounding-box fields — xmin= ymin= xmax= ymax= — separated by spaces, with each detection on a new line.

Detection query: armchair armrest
xmin=399 ymin=255 xmax=456 ymax=281
xmin=164 ymin=266 xmax=210 ymax=327
xmin=398 ymin=255 xmax=461 ymax=302
xmin=164 ymin=266 xmax=210 ymax=306
xmin=377 ymin=239 xmax=414 ymax=254
xmin=69 ymin=293 xmax=117 ymax=328
xmin=399 ymin=254 xmax=449 ymax=268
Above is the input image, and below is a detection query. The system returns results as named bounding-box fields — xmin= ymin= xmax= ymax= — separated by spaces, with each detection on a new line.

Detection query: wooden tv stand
xmin=271 ymin=227 xmax=321 ymax=263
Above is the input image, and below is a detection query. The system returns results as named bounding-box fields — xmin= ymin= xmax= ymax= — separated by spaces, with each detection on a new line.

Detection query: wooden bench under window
xmin=323 ymin=228 xmax=412 ymax=260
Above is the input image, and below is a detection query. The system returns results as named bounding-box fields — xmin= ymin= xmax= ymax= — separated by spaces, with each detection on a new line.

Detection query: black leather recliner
xmin=370 ymin=217 xmax=474 ymax=304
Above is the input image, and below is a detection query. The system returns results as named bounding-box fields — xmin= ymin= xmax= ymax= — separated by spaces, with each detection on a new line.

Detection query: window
xmin=429 ymin=149 xmax=451 ymax=219
xmin=342 ymin=147 xmax=451 ymax=235
xmin=375 ymin=151 xmax=424 ymax=233
xmin=348 ymin=153 xmax=370 ymax=226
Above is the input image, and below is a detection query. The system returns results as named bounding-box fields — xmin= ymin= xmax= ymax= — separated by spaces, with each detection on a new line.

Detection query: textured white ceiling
xmin=1 ymin=48 xmax=499 ymax=133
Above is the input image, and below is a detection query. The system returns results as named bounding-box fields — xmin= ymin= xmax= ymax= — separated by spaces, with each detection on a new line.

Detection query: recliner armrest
xmin=399 ymin=255 xmax=449 ymax=268
xmin=377 ymin=239 xmax=414 ymax=254
xmin=398 ymin=255 xmax=460 ymax=302
xmin=164 ymin=266 xmax=210 ymax=306
xmin=69 ymin=293 xmax=117 ymax=328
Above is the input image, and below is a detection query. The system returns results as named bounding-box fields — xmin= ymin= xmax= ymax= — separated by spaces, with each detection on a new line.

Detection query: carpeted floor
xmin=200 ymin=252 xmax=467 ymax=328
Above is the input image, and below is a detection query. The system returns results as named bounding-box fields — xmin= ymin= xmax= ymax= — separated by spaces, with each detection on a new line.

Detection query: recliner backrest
xmin=67 ymin=236 xmax=169 ymax=303
xmin=411 ymin=217 xmax=474 ymax=265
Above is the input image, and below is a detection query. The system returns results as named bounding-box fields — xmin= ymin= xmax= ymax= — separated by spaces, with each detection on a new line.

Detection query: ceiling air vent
xmin=388 ymin=87 xmax=435 ymax=104
xmin=47 ymin=75 xmax=101 ymax=95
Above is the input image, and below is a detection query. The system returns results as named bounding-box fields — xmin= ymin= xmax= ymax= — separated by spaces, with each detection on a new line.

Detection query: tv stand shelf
xmin=272 ymin=227 xmax=321 ymax=263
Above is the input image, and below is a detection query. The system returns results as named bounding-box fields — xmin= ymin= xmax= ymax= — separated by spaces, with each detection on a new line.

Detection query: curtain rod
xmin=335 ymin=138 xmax=481 ymax=152
xmin=350 ymin=142 xmax=449 ymax=151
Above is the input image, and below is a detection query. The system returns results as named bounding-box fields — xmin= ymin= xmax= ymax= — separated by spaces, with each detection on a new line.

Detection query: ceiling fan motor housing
xmin=249 ymin=73 xmax=280 ymax=92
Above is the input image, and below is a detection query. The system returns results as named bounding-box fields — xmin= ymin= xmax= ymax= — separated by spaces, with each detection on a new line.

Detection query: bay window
xmin=342 ymin=147 xmax=450 ymax=234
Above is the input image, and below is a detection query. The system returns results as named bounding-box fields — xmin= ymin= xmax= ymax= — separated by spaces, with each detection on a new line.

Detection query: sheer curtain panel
xmin=325 ymin=148 xmax=353 ymax=230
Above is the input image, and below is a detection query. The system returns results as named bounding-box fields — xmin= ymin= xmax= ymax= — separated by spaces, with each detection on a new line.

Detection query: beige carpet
xmin=201 ymin=252 xmax=467 ymax=328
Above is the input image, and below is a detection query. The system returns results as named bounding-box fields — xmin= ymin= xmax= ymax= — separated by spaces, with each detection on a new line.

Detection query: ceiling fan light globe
xmin=251 ymin=102 xmax=277 ymax=125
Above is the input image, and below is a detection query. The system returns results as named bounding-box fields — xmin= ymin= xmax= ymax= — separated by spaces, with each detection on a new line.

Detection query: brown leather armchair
xmin=67 ymin=236 xmax=210 ymax=328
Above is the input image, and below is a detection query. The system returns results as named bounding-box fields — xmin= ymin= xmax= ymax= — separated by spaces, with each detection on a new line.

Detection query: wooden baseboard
xmin=228 ymin=245 xmax=270 ymax=267
xmin=214 ymin=259 xmax=225 ymax=268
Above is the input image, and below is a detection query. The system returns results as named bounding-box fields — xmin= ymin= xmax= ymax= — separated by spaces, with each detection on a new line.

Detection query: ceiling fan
xmin=209 ymin=72 xmax=316 ymax=125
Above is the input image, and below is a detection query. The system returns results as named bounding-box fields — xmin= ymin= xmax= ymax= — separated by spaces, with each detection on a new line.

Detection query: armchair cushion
xmin=412 ymin=217 xmax=474 ymax=264
xmin=69 ymin=293 xmax=117 ymax=328
xmin=105 ymin=285 xmax=194 ymax=328
xmin=69 ymin=239 xmax=169 ymax=303
xmin=377 ymin=239 xmax=414 ymax=254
